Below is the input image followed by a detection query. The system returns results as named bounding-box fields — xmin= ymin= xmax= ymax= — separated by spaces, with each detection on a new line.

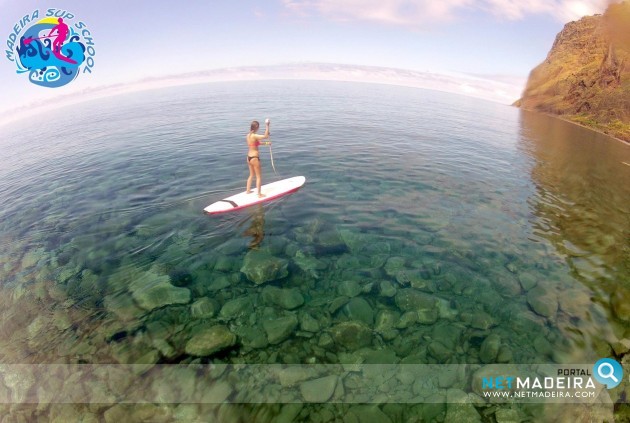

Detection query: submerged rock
xmin=375 ymin=309 xmax=400 ymax=339
xmin=234 ymin=325 xmax=269 ymax=349
xmin=190 ymin=297 xmax=218 ymax=319
xmin=104 ymin=293 xmax=145 ymax=321
xmin=331 ymin=321 xmax=372 ymax=350
xmin=219 ymin=296 xmax=253 ymax=320
xmin=395 ymin=289 xmax=438 ymax=323
xmin=431 ymin=323 xmax=463 ymax=351
xmin=379 ymin=280 xmax=397 ymax=297
xmin=317 ymin=229 xmax=347 ymax=253
xmin=345 ymin=405 xmax=393 ymax=423
xmin=558 ymin=287 xmax=592 ymax=318
xmin=395 ymin=289 xmax=438 ymax=312
xmin=130 ymin=271 xmax=191 ymax=312
xmin=262 ymin=286 xmax=304 ymax=310
xmin=206 ymin=275 xmax=232 ymax=292
xmin=611 ymin=289 xmax=630 ymax=322
xmin=396 ymin=270 xmax=435 ymax=293
xmin=518 ymin=272 xmax=538 ymax=291
xmin=184 ymin=324 xmax=236 ymax=356
xmin=445 ymin=389 xmax=482 ymax=422
xmin=479 ymin=333 xmax=501 ymax=364
xmin=293 ymin=252 xmax=327 ymax=278
xmin=300 ymin=375 xmax=338 ymax=403
xmin=262 ymin=315 xmax=299 ymax=344
xmin=526 ymin=285 xmax=558 ymax=318
xmin=469 ymin=311 xmax=496 ymax=330
xmin=337 ymin=280 xmax=362 ymax=298
xmin=396 ymin=311 xmax=419 ymax=329
xmin=299 ymin=312 xmax=321 ymax=333
xmin=329 ymin=296 xmax=350 ymax=314
xmin=428 ymin=341 xmax=452 ymax=362
xmin=241 ymin=250 xmax=289 ymax=285
xmin=384 ymin=257 xmax=406 ymax=277
xmin=344 ymin=297 xmax=374 ymax=326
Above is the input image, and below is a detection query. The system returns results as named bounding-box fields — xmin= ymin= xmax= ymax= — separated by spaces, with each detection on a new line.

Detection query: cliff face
xmin=515 ymin=1 xmax=630 ymax=142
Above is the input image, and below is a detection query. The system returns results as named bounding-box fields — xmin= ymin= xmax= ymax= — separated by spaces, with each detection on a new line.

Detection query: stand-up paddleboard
xmin=204 ymin=176 xmax=306 ymax=215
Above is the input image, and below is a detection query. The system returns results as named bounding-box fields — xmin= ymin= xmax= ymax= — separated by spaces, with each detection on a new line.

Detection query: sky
xmin=0 ymin=0 xmax=618 ymax=123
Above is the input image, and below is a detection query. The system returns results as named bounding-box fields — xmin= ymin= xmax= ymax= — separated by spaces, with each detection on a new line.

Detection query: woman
xmin=246 ymin=119 xmax=271 ymax=197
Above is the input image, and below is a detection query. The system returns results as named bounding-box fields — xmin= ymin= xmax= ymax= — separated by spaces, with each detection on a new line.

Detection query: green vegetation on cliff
xmin=515 ymin=1 xmax=630 ymax=142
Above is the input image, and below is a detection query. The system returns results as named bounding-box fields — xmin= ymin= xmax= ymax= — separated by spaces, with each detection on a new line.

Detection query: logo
xmin=593 ymin=358 xmax=623 ymax=389
xmin=5 ymin=8 xmax=96 ymax=88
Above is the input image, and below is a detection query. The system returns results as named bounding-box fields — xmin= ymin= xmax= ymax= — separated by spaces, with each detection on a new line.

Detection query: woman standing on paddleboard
xmin=246 ymin=119 xmax=271 ymax=197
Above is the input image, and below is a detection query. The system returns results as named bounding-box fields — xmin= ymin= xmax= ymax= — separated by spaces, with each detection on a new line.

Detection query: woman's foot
xmin=258 ymin=193 xmax=266 ymax=198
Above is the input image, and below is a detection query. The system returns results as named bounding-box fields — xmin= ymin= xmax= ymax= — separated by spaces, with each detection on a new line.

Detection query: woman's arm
xmin=254 ymin=122 xmax=270 ymax=140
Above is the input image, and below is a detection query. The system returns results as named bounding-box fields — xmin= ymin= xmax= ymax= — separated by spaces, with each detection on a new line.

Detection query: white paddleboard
xmin=204 ymin=176 xmax=306 ymax=215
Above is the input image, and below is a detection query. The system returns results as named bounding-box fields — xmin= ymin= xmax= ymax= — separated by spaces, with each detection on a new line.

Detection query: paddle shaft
xmin=264 ymin=120 xmax=277 ymax=175
xmin=269 ymin=142 xmax=277 ymax=175
xmin=24 ymin=35 xmax=56 ymax=45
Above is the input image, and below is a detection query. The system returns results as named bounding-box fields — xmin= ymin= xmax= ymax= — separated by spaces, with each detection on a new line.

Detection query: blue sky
xmin=0 ymin=0 xmax=616 ymax=120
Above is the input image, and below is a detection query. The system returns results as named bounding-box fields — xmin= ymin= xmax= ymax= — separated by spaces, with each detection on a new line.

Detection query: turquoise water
xmin=0 ymin=81 xmax=629 ymax=420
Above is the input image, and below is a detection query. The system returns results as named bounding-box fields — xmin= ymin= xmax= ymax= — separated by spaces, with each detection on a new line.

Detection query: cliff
xmin=514 ymin=1 xmax=630 ymax=142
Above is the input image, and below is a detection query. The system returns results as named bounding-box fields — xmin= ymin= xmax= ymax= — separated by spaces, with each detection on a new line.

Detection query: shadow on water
xmin=239 ymin=205 xmax=266 ymax=250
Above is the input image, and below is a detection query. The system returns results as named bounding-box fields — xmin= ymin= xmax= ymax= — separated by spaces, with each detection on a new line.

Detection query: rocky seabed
xmin=0 ymin=215 xmax=629 ymax=421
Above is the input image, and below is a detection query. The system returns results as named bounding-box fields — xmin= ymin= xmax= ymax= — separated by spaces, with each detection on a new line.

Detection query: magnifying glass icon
xmin=597 ymin=362 xmax=619 ymax=383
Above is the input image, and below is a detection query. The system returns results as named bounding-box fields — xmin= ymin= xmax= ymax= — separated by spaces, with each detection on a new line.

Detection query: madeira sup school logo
xmin=5 ymin=8 xmax=96 ymax=88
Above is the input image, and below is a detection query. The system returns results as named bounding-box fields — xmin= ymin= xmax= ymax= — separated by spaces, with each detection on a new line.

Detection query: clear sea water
xmin=0 ymin=80 xmax=629 ymax=421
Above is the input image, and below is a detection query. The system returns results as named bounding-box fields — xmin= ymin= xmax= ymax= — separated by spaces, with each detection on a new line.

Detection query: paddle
xmin=24 ymin=35 xmax=55 ymax=45
xmin=269 ymin=137 xmax=278 ymax=175
xmin=265 ymin=118 xmax=278 ymax=175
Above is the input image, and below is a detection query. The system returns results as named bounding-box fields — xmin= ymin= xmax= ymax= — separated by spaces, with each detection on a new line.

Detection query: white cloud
xmin=283 ymin=0 xmax=474 ymax=26
xmin=482 ymin=0 xmax=612 ymax=21
xmin=282 ymin=0 xmax=616 ymax=25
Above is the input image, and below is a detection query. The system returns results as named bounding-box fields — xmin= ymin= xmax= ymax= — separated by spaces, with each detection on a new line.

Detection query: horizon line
xmin=0 ymin=63 xmax=526 ymax=128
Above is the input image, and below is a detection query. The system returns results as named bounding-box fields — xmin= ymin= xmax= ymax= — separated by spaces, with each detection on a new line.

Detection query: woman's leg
xmin=246 ymin=159 xmax=254 ymax=193
xmin=254 ymin=159 xmax=265 ymax=197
